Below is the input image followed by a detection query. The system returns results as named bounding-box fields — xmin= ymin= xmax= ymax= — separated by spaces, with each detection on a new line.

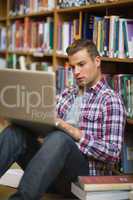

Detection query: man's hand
xmin=56 ymin=118 xmax=82 ymax=141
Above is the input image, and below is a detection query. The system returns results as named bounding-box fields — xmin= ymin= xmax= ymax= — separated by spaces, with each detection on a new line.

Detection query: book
xmin=0 ymin=58 xmax=6 ymax=69
xmin=9 ymin=16 xmax=54 ymax=52
xmin=71 ymin=182 xmax=129 ymax=200
xmin=109 ymin=16 xmax=119 ymax=58
xmin=122 ymin=19 xmax=129 ymax=58
xmin=129 ymin=190 xmax=133 ymax=200
xmin=0 ymin=169 xmax=23 ymax=188
xmin=78 ymin=175 xmax=133 ymax=191
xmin=118 ymin=18 xmax=125 ymax=58
xmin=82 ymin=14 xmax=94 ymax=40
xmin=125 ymin=19 xmax=133 ymax=58
xmin=0 ymin=26 xmax=6 ymax=51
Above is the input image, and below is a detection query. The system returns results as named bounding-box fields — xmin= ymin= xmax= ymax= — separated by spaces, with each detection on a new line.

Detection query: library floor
xmin=0 ymin=186 xmax=15 ymax=200
xmin=0 ymin=182 xmax=78 ymax=200
xmin=0 ymin=163 xmax=77 ymax=200
xmin=0 ymin=185 xmax=76 ymax=200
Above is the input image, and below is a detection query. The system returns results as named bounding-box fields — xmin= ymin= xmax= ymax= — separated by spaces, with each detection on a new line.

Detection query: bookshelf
xmin=0 ymin=0 xmax=132 ymax=69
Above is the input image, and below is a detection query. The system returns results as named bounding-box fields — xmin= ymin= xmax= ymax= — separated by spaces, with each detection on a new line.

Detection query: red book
xmin=78 ymin=175 xmax=133 ymax=191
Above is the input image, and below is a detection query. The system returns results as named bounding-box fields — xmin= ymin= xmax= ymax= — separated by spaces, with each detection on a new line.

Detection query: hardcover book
xmin=78 ymin=175 xmax=133 ymax=191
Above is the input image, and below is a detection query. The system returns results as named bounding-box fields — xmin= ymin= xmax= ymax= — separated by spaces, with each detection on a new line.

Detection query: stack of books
xmin=129 ymin=191 xmax=133 ymax=200
xmin=71 ymin=175 xmax=133 ymax=200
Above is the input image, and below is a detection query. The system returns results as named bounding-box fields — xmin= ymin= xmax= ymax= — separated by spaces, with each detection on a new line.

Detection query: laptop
xmin=0 ymin=69 xmax=56 ymax=135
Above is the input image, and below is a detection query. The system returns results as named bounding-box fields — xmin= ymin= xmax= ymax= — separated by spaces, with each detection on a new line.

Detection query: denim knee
xmin=2 ymin=125 xmax=28 ymax=157
xmin=50 ymin=130 xmax=73 ymax=143
xmin=42 ymin=131 xmax=74 ymax=152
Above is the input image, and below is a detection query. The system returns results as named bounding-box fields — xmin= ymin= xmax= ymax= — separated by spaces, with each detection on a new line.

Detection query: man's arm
xmin=56 ymin=118 xmax=82 ymax=141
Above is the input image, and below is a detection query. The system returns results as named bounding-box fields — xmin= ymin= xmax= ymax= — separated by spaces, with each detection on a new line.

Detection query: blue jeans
xmin=0 ymin=125 xmax=89 ymax=200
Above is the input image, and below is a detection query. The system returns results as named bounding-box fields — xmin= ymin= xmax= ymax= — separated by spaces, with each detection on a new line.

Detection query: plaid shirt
xmin=56 ymin=78 xmax=126 ymax=175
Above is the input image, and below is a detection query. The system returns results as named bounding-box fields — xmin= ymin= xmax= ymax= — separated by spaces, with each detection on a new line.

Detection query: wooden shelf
xmin=31 ymin=51 xmax=53 ymax=57
xmin=56 ymin=53 xmax=68 ymax=59
xmin=8 ymin=15 xmax=25 ymax=20
xmin=101 ymin=57 xmax=133 ymax=63
xmin=0 ymin=50 xmax=6 ymax=53
xmin=8 ymin=10 xmax=54 ymax=20
xmin=8 ymin=50 xmax=53 ymax=57
xmin=8 ymin=50 xmax=29 ymax=55
xmin=28 ymin=10 xmax=54 ymax=17
xmin=55 ymin=53 xmax=133 ymax=63
xmin=56 ymin=0 xmax=133 ymax=13
xmin=127 ymin=118 xmax=133 ymax=125
xmin=0 ymin=17 xmax=7 ymax=21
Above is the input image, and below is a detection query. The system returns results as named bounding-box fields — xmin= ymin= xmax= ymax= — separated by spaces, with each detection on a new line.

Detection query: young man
xmin=0 ymin=39 xmax=126 ymax=199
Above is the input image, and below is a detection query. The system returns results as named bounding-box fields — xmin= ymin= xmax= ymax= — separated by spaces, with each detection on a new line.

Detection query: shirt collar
xmin=85 ymin=77 xmax=107 ymax=95
xmin=71 ymin=77 xmax=107 ymax=96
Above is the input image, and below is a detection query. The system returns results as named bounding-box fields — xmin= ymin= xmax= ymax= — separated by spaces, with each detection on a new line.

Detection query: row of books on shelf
xmin=6 ymin=55 xmax=53 ymax=72
xmin=57 ymin=18 xmax=80 ymax=54
xmin=57 ymin=0 xmax=118 ymax=9
xmin=6 ymin=55 xmax=75 ymax=89
xmin=9 ymin=0 xmax=55 ymax=16
xmin=56 ymin=63 xmax=76 ymax=93
xmin=1 ymin=15 xmax=133 ymax=58
xmin=8 ymin=17 xmax=53 ymax=52
xmin=106 ymin=74 xmax=133 ymax=118
xmin=122 ymin=129 xmax=133 ymax=174
xmin=7 ymin=0 xmax=119 ymax=15
xmin=83 ymin=15 xmax=133 ymax=58
xmin=57 ymin=0 xmax=86 ymax=8
xmin=57 ymin=15 xmax=133 ymax=58
xmin=71 ymin=175 xmax=133 ymax=200
xmin=0 ymin=58 xmax=6 ymax=69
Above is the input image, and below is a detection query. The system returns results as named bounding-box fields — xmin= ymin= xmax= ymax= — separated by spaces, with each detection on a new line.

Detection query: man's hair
xmin=66 ymin=39 xmax=100 ymax=59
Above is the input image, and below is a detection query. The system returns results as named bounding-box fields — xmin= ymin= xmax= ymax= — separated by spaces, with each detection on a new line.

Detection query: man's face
xmin=68 ymin=48 xmax=101 ymax=88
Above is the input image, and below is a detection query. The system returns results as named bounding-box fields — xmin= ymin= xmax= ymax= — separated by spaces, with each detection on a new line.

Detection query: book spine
xmin=103 ymin=16 xmax=110 ymax=56
xmin=122 ymin=19 xmax=129 ymax=58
